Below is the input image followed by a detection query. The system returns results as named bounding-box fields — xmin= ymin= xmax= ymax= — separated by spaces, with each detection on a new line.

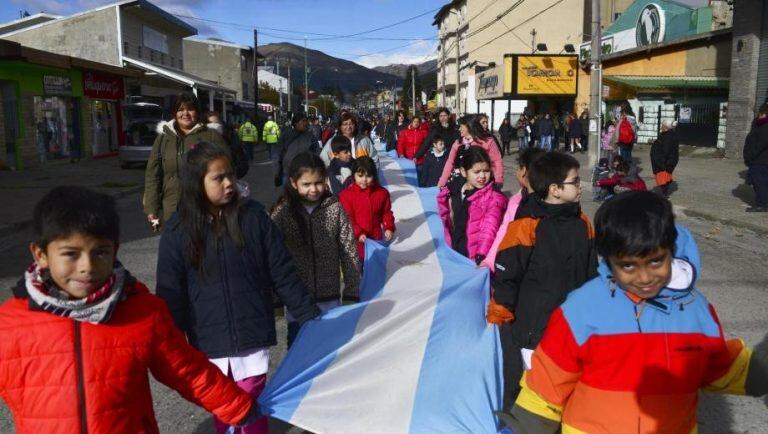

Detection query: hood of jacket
xmin=156 ymin=119 xmax=208 ymax=136
xmin=516 ymin=195 xmax=582 ymax=221
xmin=597 ymin=225 xmax=700 ymax=311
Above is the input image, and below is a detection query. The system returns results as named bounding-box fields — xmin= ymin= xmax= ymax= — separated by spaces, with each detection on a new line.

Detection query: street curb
xmin=0 ymin=185 xmax=144 ymax=239
xmin=674 ymin=205 xmax=768 ymax=237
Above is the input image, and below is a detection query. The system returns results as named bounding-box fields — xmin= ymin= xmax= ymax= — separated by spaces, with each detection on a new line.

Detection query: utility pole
xmin=588 ymin=0 xmax=602 ymax=168
xmin=287 ymin=61 xmax=292 ymax=113
xmin=411 ymin=66 xmax=417 ymax=116
xmin=455 ymin=31 xmax=461 ymax=116
xmin=441 ymin=37 xmax=446 ymax=108
xmin=531 ymin=28 xmax=537 ymax=54
xmin=252 ymin=29 xmax=259 ymax=122
xmin=304 ymin=37 xmax=309 ymax=114
xmin=276 ymin=59 xmax=283 ymax=117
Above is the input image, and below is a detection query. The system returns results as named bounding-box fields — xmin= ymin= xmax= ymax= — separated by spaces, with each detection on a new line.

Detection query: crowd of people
xmin=0 ymin=91 xmax=766 ymax=434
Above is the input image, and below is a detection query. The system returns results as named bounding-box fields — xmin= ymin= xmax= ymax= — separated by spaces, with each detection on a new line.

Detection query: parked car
xmin=119 ymin=103 xmax=163 ymax=168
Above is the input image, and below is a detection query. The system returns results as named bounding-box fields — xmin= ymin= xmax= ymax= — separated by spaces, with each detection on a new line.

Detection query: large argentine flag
xmin=259 ymin=153 xmax=503 ymax=433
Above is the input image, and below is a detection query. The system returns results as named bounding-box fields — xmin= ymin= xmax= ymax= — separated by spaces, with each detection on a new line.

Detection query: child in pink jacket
xmin=438 ymin=146 xmax=507 ymax=264
xmin=438 ymin=116 xmax=504 ymax=187
xmin=481 ymin=148 xmax=546 ymax=271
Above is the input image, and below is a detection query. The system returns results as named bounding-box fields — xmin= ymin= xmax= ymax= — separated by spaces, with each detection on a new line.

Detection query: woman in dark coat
xmin=498 ymin=118 xmax=514 ymax=156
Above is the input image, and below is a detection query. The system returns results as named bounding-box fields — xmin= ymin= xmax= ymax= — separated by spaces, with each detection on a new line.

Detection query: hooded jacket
xmin=437 ymin=136 xmax=505 ymax=187
xmin=508 ymin=226 xmax=768 ymax=434
xmin=650 ymin=129 xmax=680 ymax=174
xmin=414 ymin=123 xmax=461 ymax=159
xmin=397 ymin=126 xmax=428 ymax=164
xmin=744 ymin=116 xmax=768 ymax=166
xmin=437 ymin=178 xmax=507 ymax=262
xmin=0 ymin=276 xmax=253 ymax=433
xmin=338 ymin=182 xmax=396 ymax=260
xmin=481 ymin=189 xmax=525 ymax=272
xmin=320 ymin=134 xmax=380 ymax=166
xmin=271 ymin=195 xmax=360 ymax=302
xmin=157 ymin=200 xmax=320 ymax=359
xmin=419 ymin=149 xmax=449 ymax=188
xmin=144 ymin=121 xmax=229 ymax=221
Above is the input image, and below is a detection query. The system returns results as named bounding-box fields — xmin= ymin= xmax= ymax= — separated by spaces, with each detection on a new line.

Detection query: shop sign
xmin=83 ymin=72 xmax=124 ymax=100
xmin=579 ymin=3 xmax=667 ymax=61
xmin=475 ymin=64 xmax=505 ymax=99
xmin=43 ymin=75 xmax=72 ymax=96
xmin=515 ymin=56 xmax=578 ymax=96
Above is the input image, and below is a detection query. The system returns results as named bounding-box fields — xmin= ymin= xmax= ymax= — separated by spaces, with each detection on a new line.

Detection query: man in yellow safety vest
xmin=238 ymin=119 xmax=258 ymax=161
xmin=262 ymin=115 xmax=280 ymax=160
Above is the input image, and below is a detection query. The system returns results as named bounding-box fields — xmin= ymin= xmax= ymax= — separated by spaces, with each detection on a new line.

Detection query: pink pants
xmin=214 ymin=374 xmax=268 ymax=434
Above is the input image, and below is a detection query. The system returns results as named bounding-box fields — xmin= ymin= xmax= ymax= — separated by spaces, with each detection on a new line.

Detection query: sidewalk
xmin=0 ymin=157 xmax=145 ymax=238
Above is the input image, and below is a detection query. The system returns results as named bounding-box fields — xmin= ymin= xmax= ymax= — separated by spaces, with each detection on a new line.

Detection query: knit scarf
xmin=24 ymin=262 xmax=126 ymax=324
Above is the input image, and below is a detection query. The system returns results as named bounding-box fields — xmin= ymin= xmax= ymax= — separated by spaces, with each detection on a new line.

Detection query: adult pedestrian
xmin=238 ymin=117 xmax=258 ymax=161
xmin=310 ymin=116 xmax=323 ymax=146
xmin=320 ymin=112 xmax=379 ymax=166
xmin=498 ymin=117 xmax=514 ymax=156
xmin=382 ymin=114 xmax=398 ymax=152
xmin=262 ymin=115 xmax=281 ymax=160
xmin=415 ymin=107 xmax=460 ymax=159
xmin=478 ymin=113 xmax=502 ymax=156
xmin=516 ymin=115 xmax=529 ymax=151
xmin=567 ymin=114 xmax=583 ymax=153
xmin=579 ymin=109 xmax=590 ymax=151
xmin=207 ymin=111 xmax=248 ymax=179
xmin=650 ymin=120 xmax=680 ymax=198
xmin=437 ymin=115 xmax=504 ymax=187
xmin=617 ymin=104 xmax=638 ymax=161
xmin=144 ymin=92 xmax=228 ymax=224
xmin=274 ymin=112 xmax=320 ymax=187
xmin=743 ymin=104 xmax=768 ymax=212
xmin=537 ymin=113 xmax=555 ymax=152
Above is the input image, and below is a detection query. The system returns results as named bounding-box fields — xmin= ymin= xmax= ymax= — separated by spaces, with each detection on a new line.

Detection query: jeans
xmin=540 ymin=135 xmax=553 ymax=152
xmin=619 ymin=145 xmax=633 ymax=162
xmin=749 ymin=164 xmax=768 ymax=207
xmin=518 ymin=136 xmax=529 ymax=151
xmin=243 ymin=140 xmax=255 ymax=161
xmin=214 ymin=374 xmax=268 ymax=433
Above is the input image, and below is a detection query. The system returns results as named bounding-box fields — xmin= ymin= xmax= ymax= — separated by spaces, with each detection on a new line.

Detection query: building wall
xmin=601 ymin=0 xmax=635 ymax=28
xmin=120 ymin=8 xmax=186 ymax=70
xmin=183 ymin=40 xmax=246 ymax=99
xmin=684 ymin=38 xmax=732 ymax=77
xmin=2 ymin=8 xmax=119 ymax=66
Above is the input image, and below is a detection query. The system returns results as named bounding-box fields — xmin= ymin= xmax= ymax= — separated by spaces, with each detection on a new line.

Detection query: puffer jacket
xmin=437 ymin=136 xmax=505 ymax=187
xmin=157 ymin=200 xmax=320 ymax=358
xmin=0 ymin=278 xmax=252 ymax=433
xmin=397 ymin=126 xmax=428 ymax=164
xmin=339 ymin=182 xmax=396 ymax=260
xmin=481 ymin=189 xmax=525 ymax=272
xmin=271 ymin=195 xmax=360 ymax=302
xmin=320 ymin=134 xmax=379 ymax=166
xmin=437 ymin=179 xmax=507 ymax=262
xmin=144 ymin=121 xmax=228 ymax=221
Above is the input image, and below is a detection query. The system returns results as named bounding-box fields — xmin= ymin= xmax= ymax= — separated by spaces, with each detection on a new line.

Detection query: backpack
xmin=618 ymin=118 xmax=635 ymax=145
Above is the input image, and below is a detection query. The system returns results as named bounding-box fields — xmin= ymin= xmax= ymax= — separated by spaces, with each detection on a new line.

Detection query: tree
xmin=403 ymin=65 xmax=423 ymax=115
xmin=311 ymin=97 xmax=338 ymax=118
xmin=258 ymin=81 xmax=279 ymax=106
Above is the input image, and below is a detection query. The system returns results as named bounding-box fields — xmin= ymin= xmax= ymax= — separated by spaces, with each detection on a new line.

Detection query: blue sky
xmin=2 ymin=0 xmax=441 ymax=67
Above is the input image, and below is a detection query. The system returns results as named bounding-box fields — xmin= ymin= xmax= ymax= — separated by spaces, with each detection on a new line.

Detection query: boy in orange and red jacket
xmin=0 ymin=186 xmax=257 ymax=433
xmin=488 ymin=152 xmax=598 ymax=412
xmin=503 ymin=191 xmax=768 ymax=433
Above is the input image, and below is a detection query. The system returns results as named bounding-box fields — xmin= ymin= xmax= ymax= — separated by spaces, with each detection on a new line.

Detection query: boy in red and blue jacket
xmin=503 ymin=191 xmax=768 ymax=433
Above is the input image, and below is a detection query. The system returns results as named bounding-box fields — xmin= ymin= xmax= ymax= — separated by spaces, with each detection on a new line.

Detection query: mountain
xmin=258 ymin=42 xmax=402 ymax=94
xmin=372 ymin=59 xmax=438 ymax=78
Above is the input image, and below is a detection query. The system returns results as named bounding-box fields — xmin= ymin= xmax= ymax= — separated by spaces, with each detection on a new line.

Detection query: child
xmin=504 ymin=191 xmax=768 ymax=433
xmin=600 ymin=119 xmax=617 ymax=165
xmin=437 ymin=146 xmax=507 ymax=264
xmin=397 ymin=116 xmax=428 ymax=165
xmin=419 ymin=137 xmax=449 ymax=188
xmin=597 ymin=160 xmax=647 ymax=194
xmin=488 ymin=152 xmax=598 ymax=412
xmin=0 ymin=186 xmax=257 ymax=432
xmin=157 ymin=142 xmax=320 ymax=434
xmin=271 ymin=152 xmax=361 ymax=347
xmin=328 ymin=135 xmax=355 ymax=194
xmin=481 ymin=147 xmax=546 ymax=271
xmin=339 ymin=156 xmax=396 ymax=262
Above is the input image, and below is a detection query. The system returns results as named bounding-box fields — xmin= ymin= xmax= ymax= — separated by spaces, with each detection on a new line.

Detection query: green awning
xmin=604 ymin=76 xmax=729 ymax=90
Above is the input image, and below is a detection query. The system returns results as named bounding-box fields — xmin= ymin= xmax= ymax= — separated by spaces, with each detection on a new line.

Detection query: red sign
xmin=82 ymin=71 xmax=124 ymax=100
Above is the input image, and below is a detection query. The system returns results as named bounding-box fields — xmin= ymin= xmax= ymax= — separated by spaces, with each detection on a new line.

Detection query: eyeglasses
xmin=561 ymin=176 xmax=581 ymax=186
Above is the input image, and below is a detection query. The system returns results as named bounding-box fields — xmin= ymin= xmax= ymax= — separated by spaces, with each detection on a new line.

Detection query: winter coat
xmin=328 ymin=158 xmax=354 ymax=194
xmin=271 ymin=195 xmax=360 ymax=302
xmin=744 ymin=116 xmax=768 ymax=166
xmin=397 ymin=126 xmax=428 ymax=164
xmin=538 ymin=117 xmax=555 ymax=136
xmin=414 ymin=123 xmax=461 ymax=159
xmin=597 ymin=173 xmax=648 ymax=191
xmin=498 ymin=123 xmax=515 ymax=143
xmin=339 ymin=182 xmax=396 ymax=260
xmin=437 ymin=136 xmax=505 ymax=187
xmin=144 ymin=121 xmax=229 ymax=221
xmin=509 ymin=226 xmax=766 ymax=434
xmin=568 ymin=117 xmax=583 ymax=138
xmin=274 ymin=128 xmax=320 ymax=183
xmin=320 ymin=134 xmax=379 ymax=166
xmin=481 ymin=189 xmax=525 ymax=272
xmin=419 ymin=149 xmax=449 ymax=188
xmin=490 ymin=197 xmax=597 ymax=348
xmin=579 ymin=115 xmax=590 ymax=137
xmin=0 ymin=277 xmax=253 ymax=433
xmin=517 ymin=119 xmax=528 ymax=138
xmin=437 ymin=179 xmax=507 ymax=262
xmin=157 ymin=200 xmax=320 ymax=359
xmin=601 ymin=124 xmax=617 ymax=151
xmin=650 ymin=129 xmax=680 ymax=174
xmin=383 ymin=122 xmax=398 ymax=151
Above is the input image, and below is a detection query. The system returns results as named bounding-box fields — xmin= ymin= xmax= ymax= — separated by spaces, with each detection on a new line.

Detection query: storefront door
xmin=33 ymin=96 xmax=81 ymax=162
xmin=91 ymin=100 xmax=118 ymax=156
xmin=0 ymin=81 xmax=18 ymax=169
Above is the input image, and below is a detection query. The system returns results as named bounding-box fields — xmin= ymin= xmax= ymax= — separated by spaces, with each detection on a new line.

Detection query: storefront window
xmin=91 ymin=100 xmax=118 ymax=156
xmin=33 ymin=96 xmax=81 ymax=162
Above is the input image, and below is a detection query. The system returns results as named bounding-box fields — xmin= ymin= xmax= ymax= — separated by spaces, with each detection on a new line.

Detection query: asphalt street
xmin=0 ymin=150 xmax=765 ymax=433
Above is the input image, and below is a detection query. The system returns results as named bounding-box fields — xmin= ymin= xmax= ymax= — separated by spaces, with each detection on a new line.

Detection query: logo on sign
xmin=636 ymin=4 xmax=665 ymax=47
xmin=479 ymin=74 xmax=498 ymax=93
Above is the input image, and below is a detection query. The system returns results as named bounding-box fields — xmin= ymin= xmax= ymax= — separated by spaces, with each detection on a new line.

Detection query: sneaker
xmin=745 ymin=206 xmax=768 ymax=213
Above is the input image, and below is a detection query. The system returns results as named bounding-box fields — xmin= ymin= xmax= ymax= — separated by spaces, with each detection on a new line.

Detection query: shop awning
xmin=123 ymin=56 xmax=236 ymax=95
xmin=603 ymin=76 xmax=729 ymax=91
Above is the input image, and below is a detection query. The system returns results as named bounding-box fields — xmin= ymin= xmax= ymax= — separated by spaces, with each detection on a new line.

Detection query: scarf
xmin=24 ymin=262 xmax=127 ymax=324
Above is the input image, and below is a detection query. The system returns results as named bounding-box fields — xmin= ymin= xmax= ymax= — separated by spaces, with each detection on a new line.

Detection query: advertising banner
xmin=515 ymin=55 xmax=578 ymax=96
xmin=83 ymin=71 xmax=124 ymax=100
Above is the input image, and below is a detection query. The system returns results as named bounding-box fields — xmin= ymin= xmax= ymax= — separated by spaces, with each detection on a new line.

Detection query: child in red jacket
xmin=597 ymin=160 xmax=647 ymax=194
xmin=0 ymin=186 xmax=256 ymax=433
xmin=339 ymin=156 xmax=396 ymax=261
xmin=397 ymin=116 xmax=428 ymax=165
